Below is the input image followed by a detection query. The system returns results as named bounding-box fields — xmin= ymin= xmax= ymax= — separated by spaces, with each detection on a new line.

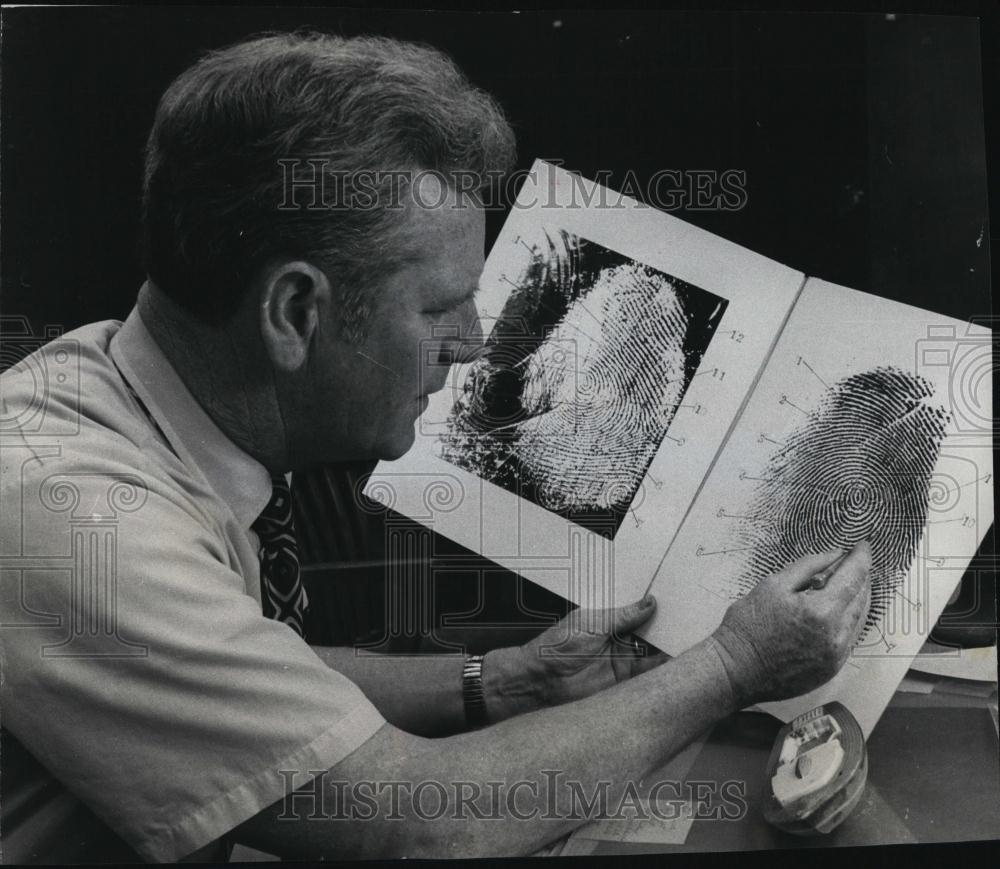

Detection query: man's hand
xmin=485 ymin=596 xmax=669 ymax=721
xmin=707 ymin=541 xmax=872 ymax=708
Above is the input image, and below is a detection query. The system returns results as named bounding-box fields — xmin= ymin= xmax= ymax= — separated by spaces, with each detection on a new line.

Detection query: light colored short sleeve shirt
xmin=0 ymin=309 xmax=386 ymax=861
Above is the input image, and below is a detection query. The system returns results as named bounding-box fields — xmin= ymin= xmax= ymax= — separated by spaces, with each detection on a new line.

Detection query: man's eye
xmin=425 ymin=291 xmax=477 ymax=317
xmin=425 ymin=301 xmax=463 ymax=316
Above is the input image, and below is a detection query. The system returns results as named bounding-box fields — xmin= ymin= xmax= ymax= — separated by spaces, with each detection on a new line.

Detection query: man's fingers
xmin=835 ymin=576 xmax=871 ymax=656
xmin=862 ymin=569 xmax=872 ymax=625
xmin=841 ymin=553 xmax=872 ymax=626
xmin=816 ymin=543 xmax=872 ymax=660
xmin=565 ymin=595 xmax=656 ymax=637
xmin=822 ymin=540 xmax=871 ymax=601
xmin=847 ymin=560 xmax=873 ymax=643
xmin=611 ymin=595 xmax=657 ymax=636
xmin=777 ymin=550 xmax=848 ymax=591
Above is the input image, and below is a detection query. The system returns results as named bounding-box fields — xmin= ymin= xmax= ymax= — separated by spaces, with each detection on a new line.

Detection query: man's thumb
xmin=614 ymin=595 xmax=657 ymax=633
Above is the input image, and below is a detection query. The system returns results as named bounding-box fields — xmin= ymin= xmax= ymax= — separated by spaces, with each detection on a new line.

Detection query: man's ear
xmin=258 ymin=260 xmax=332 ymax=372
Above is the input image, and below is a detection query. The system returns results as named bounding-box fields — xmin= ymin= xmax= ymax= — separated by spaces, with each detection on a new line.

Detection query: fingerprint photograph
xmin=440 ymin=228 xmax=727 ymax=535
xmin=734 ymin=366 xmax=951 ymax=637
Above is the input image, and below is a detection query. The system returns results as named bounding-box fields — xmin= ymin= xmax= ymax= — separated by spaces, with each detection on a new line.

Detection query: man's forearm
xmin=238 ymin=637 xmax=737 ymax=859
xmin=313 ymin=646 xmax=537 ymax=737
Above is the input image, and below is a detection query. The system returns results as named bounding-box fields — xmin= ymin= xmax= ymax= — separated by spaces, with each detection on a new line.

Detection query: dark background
xmin=1 ymin=6 xmax=992 ymax=328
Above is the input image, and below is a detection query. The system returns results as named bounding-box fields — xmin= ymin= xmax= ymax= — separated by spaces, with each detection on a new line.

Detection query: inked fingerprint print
xmin=736 ymin=367 xmax=950 ymax=630
xmin=441 ymin=228 xmax=727 ymax=535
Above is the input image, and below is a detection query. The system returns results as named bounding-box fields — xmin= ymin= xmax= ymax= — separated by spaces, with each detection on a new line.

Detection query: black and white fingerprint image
xmin=735 ymin=367 xmax=950 ymax=633
xmin=441 ymin=228 xmax=727 ymax=534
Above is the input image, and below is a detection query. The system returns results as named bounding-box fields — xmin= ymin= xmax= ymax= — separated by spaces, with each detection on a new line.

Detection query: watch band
xmin=462 ymin=654 xmax=488 ymax=728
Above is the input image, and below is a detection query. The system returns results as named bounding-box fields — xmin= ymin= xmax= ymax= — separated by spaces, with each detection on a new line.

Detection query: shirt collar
xmin=109 ymin=305 xmax=273 ymax=530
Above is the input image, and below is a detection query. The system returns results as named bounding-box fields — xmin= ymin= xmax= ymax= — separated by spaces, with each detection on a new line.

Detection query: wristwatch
xmin=462 ymin=654 xmax=488 ymax=728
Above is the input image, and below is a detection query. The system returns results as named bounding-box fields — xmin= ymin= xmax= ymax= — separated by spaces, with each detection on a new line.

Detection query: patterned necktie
xmin=253 ymin=474 xmax=309 ymax=636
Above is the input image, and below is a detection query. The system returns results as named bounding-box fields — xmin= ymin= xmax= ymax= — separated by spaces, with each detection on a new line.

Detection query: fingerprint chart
xmin=440 ymin=228 xmax=727 ymax=535
xmin=734 ymin=366 xmax=950 ymax=632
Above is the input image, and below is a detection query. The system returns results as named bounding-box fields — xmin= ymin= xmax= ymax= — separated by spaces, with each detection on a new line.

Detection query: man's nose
xmin=442 ymin=297 xmax=486 ymax=366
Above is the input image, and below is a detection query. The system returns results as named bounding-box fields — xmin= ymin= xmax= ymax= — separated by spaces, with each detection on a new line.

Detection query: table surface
xmin=560 ymin=685 xmax=1000 ymax=856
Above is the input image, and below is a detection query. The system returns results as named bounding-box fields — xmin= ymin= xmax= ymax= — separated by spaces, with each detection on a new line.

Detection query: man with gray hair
xmin=0 ymin=32 xmax=871 ymax=861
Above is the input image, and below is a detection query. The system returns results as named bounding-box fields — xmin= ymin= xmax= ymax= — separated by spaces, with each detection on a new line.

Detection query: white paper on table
xmin=910 ymin=645 xmax=998 ymax=683
xmin=570 ymin=799 xmax=696 ymax=845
